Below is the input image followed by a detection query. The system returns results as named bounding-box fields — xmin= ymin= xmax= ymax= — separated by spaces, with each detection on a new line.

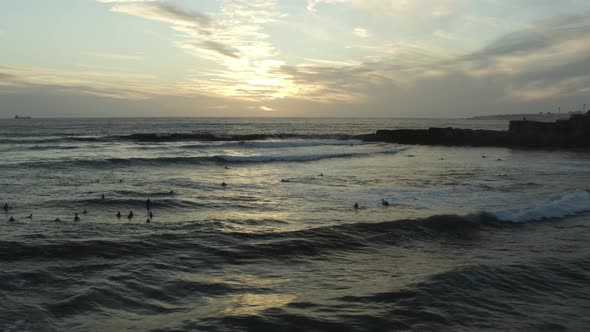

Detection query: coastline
xmin=354 ymin=113 xmax=590 ymax=149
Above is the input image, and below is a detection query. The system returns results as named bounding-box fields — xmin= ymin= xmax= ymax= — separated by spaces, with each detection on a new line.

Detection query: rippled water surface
xmin=1 ymin=118 xmax=589 ymax=331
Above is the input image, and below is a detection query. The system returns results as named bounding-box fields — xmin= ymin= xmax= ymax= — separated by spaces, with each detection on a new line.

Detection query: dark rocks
xmin=354 ymin=113 xmax=590 ymax=148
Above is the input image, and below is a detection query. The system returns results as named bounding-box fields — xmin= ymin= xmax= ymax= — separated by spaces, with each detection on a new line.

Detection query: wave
xmin=0 ymin=133 xmax=355 ymax=145
xmin=223 ymin=213 xmax=496 ymax=259
xmin=222 ymin=190 xmax=590 ymax=258
xmin=0 ymin=136 xmax=103 ymax=145
xmin=117 ymin=133 xmax=353 ymax=142
xmin=2 ymin=191 xmax=586 ymax=263
xmin=28 ymin=145 xmax=82 ymax=151
xmin=494 ymin=190 xmax=590 ymax=222
xmin=179 ymin=139 xmax=365 ymax=150
xmin=43 ymin=197 xmax=206 ymax=210
xmin=333 ymin=256 xmax=590 ymax=331
xmin=11 ymin=149 xmax=402 ymax=168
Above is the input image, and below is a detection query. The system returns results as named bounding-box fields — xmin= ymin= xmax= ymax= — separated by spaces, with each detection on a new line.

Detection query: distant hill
xmin=468 ymin=113 xmax=572 ymax=121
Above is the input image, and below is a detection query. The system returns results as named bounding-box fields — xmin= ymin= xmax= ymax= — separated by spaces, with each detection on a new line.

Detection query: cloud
xmin=196 ymin=41 xmax=241 ymax=59
xmin=353 ymin=27 xmax=369 ymax=38
xmin=102 ymin=0 xmax=296 ymax=101
xmin=0 ymin=65 xmax=192 ymax=100
xmin=5 ymin=1 xmax=588 ymax=117
xmin=96 ymin=0 xmax=160 ymax=3
xmin=307 ymin=0 xmax=461 ymax=17
xmin=110 ymin=3 xmax=211 ymax=30
xmin=273 ymin=11 xmax=590 ymax=108
xmin=82 ymin=52 xmax=144 ymax=61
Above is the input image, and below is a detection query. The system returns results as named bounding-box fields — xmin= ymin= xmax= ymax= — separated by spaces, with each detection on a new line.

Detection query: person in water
xmin=54 ymin=218 xmax=61 ymax=222
xmin=128 ymin=211 xmax=134 ymax=219
xmin=74 ymin=213 xmax=80 ymax=221
xmin=83 ymin=209 xmax=87 ymax=214
xmin=3 ymin=203 xmax=8 ymax=211
xmin=8 ymin=216 xmax=15 ymax=222
xmin=354 ymin=202 xmax=359 ymax=210
xmin=116 ymin=211 xmax=121 ymax=218
xmin=101 ymin=194 xmax=105 ymax=200
xmin=26 ymin=214 xmax=33 ymax=219
xmin=146 ymin=198 xmax=152 ymax=211
xmin=149 ymin=211 xmax=153 ymax=219
xmin=381 ymin=199 xmax=390 ymax=206
xmin=146 ymin=218 xmax=151 ymax=223
xmin=222 ymin=181 xmax=227 ymax=187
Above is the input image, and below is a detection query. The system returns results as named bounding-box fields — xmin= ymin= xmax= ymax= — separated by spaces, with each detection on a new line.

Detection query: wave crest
xmin=494 ymin=190 xmax=590 ymax=222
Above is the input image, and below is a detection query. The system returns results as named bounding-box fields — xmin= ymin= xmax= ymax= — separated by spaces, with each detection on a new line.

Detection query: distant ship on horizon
xmin=14 ymin=115 xmax=32 ymax=119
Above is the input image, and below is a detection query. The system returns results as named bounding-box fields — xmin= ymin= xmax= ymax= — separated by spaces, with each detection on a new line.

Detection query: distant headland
xmin=468 ymin=113 xmax=569 ymax=121
xmin=468 ymin=109 xmax=587 ymax=122
xmin=355 ymin=112 xmax=590 ymax=149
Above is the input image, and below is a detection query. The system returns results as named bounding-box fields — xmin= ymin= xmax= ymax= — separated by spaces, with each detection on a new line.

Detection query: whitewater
xmin=1 ymin=117 xmax=589 ymax=331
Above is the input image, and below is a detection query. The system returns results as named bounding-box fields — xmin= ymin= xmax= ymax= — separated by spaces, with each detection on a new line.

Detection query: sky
xmin=1 ymin=0 xmax=589 ymax=118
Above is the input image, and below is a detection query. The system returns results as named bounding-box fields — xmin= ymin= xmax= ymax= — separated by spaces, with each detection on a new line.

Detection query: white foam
xmin=494 ymin=190 xmax=590 ymax=222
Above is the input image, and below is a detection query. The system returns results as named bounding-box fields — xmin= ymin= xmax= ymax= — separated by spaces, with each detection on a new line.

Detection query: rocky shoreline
xmin=354 ymin=113 xmax=590 ymax=149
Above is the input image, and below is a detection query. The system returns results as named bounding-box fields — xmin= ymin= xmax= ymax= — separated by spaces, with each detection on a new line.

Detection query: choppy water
xmin=1 ymin=118 xmax=589 ymax=331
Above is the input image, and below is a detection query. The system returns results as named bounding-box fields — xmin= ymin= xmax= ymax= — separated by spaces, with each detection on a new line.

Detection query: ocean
xmin=1 ymin=117 xmax=589 ymax=331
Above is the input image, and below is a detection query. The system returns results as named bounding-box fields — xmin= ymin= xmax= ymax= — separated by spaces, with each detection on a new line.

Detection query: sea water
xmin=0 ymin=118 xmax=589 ymax=331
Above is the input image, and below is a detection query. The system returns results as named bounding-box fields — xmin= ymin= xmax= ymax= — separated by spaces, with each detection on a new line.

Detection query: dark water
xmin=1 ymin=118 xmax=589 ymax=331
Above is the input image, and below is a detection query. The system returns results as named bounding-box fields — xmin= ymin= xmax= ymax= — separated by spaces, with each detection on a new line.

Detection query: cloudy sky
xmin=1 ymin=0 xmax=589 ymax=117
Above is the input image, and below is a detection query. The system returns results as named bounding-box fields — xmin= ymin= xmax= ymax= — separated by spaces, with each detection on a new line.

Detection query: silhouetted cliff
xmin=354 ymin=112 xmax=590 ymax=148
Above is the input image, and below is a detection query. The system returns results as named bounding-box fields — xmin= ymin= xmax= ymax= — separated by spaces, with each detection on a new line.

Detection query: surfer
xmin=83 ymin=209 xmax=87 ymax=214
xmin=74 ymin=213 xmax=80 ymax=221
xmin=116 ymin=211 xmax=121 ymax=218
xmin=146 ymin=218 xmax=151 ymax=223
xmin=146 ymin=198 xmax=152 ymax=210
xmin=8 ymin=216 xmax=15 ymax=222
xmin=354 ymin=202 xmax=359 ymax=210
xmin=149 ymin=211 xmax=153 ymax=219
xmin=221 ymin=181 xmax=227 ymax=187
xmin=26 ymin=214 xmax=33 ymax=219
xmin=127 ymin=211 xmax=134 ymax=219
xmin=101 ymin=194 xmax=105 ymax=200
xmin=382 ymin=199 xmax=390 ymax=206
xmin=3 ymin=203 xmax=8 ymax=211
xmin=54 ymin=218 xmax=61 ymax=222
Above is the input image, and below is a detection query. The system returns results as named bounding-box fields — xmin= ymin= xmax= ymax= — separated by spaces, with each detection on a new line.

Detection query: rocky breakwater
xmin=354 ymin=113 xmax=590 ymax=148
